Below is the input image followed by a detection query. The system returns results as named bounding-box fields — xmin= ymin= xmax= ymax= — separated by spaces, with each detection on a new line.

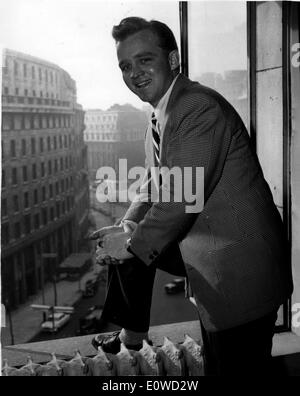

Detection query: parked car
xmin=164 ymin=278 xmax=185 ymax=295
xmin=41 ymin=312 xmax=71 ymax=332
xmin=82 ymin=278 xmax=99 ymax=298
xmin=78 ymin=305 xmax=106 ymax=335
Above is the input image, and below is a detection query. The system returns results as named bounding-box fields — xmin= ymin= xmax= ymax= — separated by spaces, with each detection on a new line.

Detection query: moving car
xmin=164 ymin=278 xmax=186 ymax=295
xmin=41 ymin=312 xmax=71 ymax=332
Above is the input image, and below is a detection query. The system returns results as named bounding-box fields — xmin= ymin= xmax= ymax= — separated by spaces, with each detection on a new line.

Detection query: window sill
xmin=272 ymin=331 xmax=300 ymax=357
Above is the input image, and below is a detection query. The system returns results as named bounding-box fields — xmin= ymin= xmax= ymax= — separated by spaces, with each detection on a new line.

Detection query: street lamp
xmin=41 ymin=253 xmax=58 ymax=307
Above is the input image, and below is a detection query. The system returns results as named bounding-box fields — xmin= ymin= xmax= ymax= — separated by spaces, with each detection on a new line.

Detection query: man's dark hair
xmin=112 ymin=17 xmax=178 ymax=54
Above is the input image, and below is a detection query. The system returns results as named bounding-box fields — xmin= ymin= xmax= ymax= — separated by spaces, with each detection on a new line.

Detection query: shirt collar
xmin=152 ymin=74 xmax=179 ymax=126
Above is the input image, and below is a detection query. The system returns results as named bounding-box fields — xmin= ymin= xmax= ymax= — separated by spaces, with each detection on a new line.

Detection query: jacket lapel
xmin=160 ymin=74 xmax=195 ymax=165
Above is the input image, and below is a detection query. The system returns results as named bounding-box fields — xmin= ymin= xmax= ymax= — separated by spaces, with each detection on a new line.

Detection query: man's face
xmin=116 ymin=29 xmax=175 ymax=107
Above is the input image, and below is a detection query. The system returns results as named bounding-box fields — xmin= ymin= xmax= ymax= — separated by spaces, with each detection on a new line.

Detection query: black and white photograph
xmin=0 ymin=0 xmax=300 ymax=378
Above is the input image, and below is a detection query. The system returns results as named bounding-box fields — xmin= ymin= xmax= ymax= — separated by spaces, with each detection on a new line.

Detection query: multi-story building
xmin=83 ymin=104 xmax=147 ymax=181
xmin=1 ymin=49 xmax=89 ymax=308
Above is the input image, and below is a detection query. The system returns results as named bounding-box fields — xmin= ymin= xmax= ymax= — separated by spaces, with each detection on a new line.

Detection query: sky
xmin=0 ymin=0 xmax=247 ymax=110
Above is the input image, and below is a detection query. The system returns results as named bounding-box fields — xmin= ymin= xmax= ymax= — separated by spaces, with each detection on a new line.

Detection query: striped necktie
xmin=151 ymin=112 xmax=161 ymax=166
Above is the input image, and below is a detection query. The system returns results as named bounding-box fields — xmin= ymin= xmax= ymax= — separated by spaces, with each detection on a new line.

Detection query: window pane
xmin=188 ymin=1 xmax=248 ymax=127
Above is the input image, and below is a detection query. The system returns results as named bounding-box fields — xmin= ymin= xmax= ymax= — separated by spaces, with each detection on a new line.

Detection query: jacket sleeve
xmin=129 ymin=98 xmax=232 ymax=265
xmin=122 ymin=158 xmax=154 ymax=223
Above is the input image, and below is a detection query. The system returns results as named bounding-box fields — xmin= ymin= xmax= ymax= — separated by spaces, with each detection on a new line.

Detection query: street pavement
xmin=1 ymin=264 xmax=102 ymax=347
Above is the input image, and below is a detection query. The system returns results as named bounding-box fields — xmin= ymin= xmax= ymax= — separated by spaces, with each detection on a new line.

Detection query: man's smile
xmin=134 ymin=79 xmax=152 ymax=89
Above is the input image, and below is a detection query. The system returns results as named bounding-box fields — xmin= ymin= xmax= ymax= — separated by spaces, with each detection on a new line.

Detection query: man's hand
xmin=88 ymin=225 xmax=123 ymax=241
xmin=96 ymin=231 xmax=134 ymax=265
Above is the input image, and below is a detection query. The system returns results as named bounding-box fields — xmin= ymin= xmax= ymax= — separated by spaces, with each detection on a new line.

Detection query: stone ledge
xmin=2 ymin=320 xmax=300 ymax=368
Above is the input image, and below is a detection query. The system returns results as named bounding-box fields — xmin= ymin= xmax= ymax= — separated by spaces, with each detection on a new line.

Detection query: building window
xmin=32 ymin=65 xmax=35 ymax=79
xmin=42 ymin=208 xmax=48 ymax=225
xmin=12 ymin=168 xmax=17 ymax=185
xmin=39 ymin=68 xmax=42 ymax=81
xmin=48 ymin=160 xmax=52 ymax=175
xmin=53 ymin=136 xmax=57 ymax=150
xmin=15 ymin=87 xmax=19 ymax=96
xmin=24 ymin=214 xmax=31 ymax=234
xmin=2 ymin=169 xmax=6 ymax=188
xmin=1 ymin=223 xmax=10 ymax=245
xmin=32 ymin=164 xmax=37 ymax=180
xmin=1 ymin=198 xmax=8 ymax=217
xmin=61 ymin=179 xmax=64 ymax=192
xmin=54 ymin=159 xmax=58 ymax=173
xmin=49 ymin=183 xmax=53 ymax=198
xmin=62 ymin=200 xmax=65 ymax=214
xmin=47 ymin=136 xmax=51 ymax=150
xmin=24 ymin=89 xmax=28 ymax=96
xmin=60 ymin=157 xmax=64 ymax=171
xmin=14 ymin=61 xmax=18 ymax=76
xmin=34 ymin=189 xmax=38 ymax=205
xmin=4 ymin=87 xmax=9 ymax=95
xmin=59 ymin=135 xmax=63 ymax=148
xmin=40 ymin=137 xmax=44 ymax=152
xmin=31 ymin=137 xmax=36 ymax=155
xmin=14 ymin=222 xmax=21 ymax=239
xmin=56 ymin=202 xmax=60 ymax=218
xmin=10 ymin=140 xmax=16 ymax=157
xmin=2 ymin=114 xmax=12 ymax=130
xmin=41 ymin=162 xmax=45 ymax=177
xmin=64 ymin=135 xmax=68 ymax=147
xmin=13 ymin=195 xmax=19 ymax=212
xmin=188 ymin=1 xmax=248 ymax=127
xmin=50 ymin=207 xmax=54 ymax=221
xmin=50 ymin=71 xmax=53 ymax=84
xmin=24 ymin=192 xmax=29 ymax=208
xmin=22 ymin=166 xmax=28 ymax=182
xmin=42 ymin=186 xmax=46 ymax=201
xmin=23 ymin=63 xmax=27 ymax=77
xmin=21 ymin=139 xmax=26 ymax=156
xmin=55 ymin=181 xmax=59 ymax=194
xmin=34 ymin=213 xmax=40 ymax=229
xmin=32 ymin=89 xmax=36 ymax=97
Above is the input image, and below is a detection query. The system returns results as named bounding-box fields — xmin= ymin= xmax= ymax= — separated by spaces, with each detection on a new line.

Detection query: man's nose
xmin=130 ymin=64 xmax=143 ymax=79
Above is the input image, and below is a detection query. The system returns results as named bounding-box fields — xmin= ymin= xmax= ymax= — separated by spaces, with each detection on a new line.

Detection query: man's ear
xmin=168 ymin=50 xmax=180 ymax=71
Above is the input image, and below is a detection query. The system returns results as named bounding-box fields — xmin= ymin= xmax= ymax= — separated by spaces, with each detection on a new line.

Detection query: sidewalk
xmin=1 ymin=263 xmax=103 ymax=347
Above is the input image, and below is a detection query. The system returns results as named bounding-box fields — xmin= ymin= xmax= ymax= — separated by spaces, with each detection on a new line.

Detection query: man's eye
xmin=121 ymin=64 xmax=130 ymax=72
xmin=140 ymin=58 xmax=151 ymax=64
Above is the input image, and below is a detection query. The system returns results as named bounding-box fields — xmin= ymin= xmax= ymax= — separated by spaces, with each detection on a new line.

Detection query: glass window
xmin=1 ymin=223 xmax=9 ymax=244
xmin=31 ymin=137 xmax=36 ymax=154
xmin=22 ymin=166 xmax=28 ymax=182
xmin=34 ymin=189 xmax=38 ymax=205
xmin=2 ymin=198 xmax=8 ymax=217
xmin=24 ymin=192 xmax=29 ymax=208
xmin=22 ymin=139 xmax=26 ymax=156
xmin=32 ymin=164 xmax=37 ymax=179
xmin=10 ymin=140 xmax=16 ymax=157
xmin=188 ymin=1 xmax=248 ymax=127
xmin=34 ymin=213 xmax=40 ymax=229
xmin=24 ymin=214 xmax=31 ymax=234
xmin=12 ymin=168 xmax=17 ymax=185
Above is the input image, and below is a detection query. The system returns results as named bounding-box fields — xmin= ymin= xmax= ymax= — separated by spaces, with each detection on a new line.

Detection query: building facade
xmin=83 ymin=104 xmax=147 ymax=181
xmin=1 ymin=49 xmax=89 ymax=308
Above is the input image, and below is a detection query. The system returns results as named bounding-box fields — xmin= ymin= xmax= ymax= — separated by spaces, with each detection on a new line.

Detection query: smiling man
xmin=90 ymin=17 xmax=293 ymax=376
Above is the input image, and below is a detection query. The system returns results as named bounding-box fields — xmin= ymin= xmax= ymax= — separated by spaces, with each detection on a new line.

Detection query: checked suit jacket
xmin=123 ymin=74 xmax=293 ymax=331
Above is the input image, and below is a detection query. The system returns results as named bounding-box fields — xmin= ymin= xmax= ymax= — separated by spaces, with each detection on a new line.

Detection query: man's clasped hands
xmin=89 ymin=223 xmax=135 ymax=265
